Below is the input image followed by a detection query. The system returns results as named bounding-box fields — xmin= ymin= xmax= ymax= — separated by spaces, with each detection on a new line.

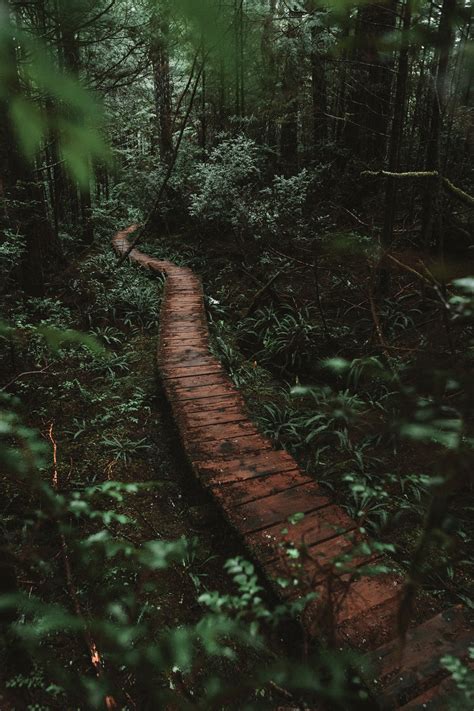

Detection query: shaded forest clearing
xmin=1 ymin=0 xmax=474 ymax=708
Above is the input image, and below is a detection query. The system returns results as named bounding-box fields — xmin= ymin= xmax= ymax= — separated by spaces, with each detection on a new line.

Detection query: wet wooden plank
xmin=397 ymin=672 xmax=471 ymax=710
xmin=245 ymin=505 xmax=357 ymax=564
xmin=173 ymin=394 xmax=244 ymax=412
xmin=170 ymin=400 xmax=242 ymax=423
xmin=304 ymin=574 xmax=402 ymax=648
xmin=160 ymin=322 xmax=207 ymax=331
xmin=266 ymin=530 xmax=368 ymax=589
xmin=195 ymin=450 xmax=299 ymax=485
xmin=331 ymin=573 xmax=401 ymax=627
xmin=161 ymin=333 xmax=207 ymax=342
xmin=187 ymin=433 xmax=273 ymax=461
xmin=161 ymin=315 xmax=206 ymax=324
xmin=165 ymin=373 xmax=231 ymax=389
xmin=162 ymin=344 xmax=209 ymax=354
xmin=183 ymin=420 xmax=260 ymax=443
xmin=183 ymin=408 xmax=249 ymax=428
xmin=161 ymin=363 xmax=223 ymax=379
xmin=167 ymin=383 xmax=239 ymax=402
xmin=371 ymin=606 xmax=474 ymax=709
xmin=159 ymin=349 xmax=209 ymax=360
xmin=160 ymin=335 xmax=205 ymax=344
xmin=158 ymin=355 xmax=218 ymax=370
xmin=166 ymin=297 xmax=202 ymax=303
xmin=160 ymin=346 xmax=206 ymax=356
xmin=225 ymin=482 xmax=331 ymax=534
xmin=161 ymin=323 xmax=207 ymax=332
xmin=168 ymin=303 xmax=204 ymax=311
xmin=160 ymin=331 xmax=208 ymax=341
xmin=210 ymin=469 xmax=310 ymax=506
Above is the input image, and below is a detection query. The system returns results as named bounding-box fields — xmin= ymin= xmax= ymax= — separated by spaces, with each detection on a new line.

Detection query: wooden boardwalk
xmin=113 ymin=226 xmax=472 ymax=709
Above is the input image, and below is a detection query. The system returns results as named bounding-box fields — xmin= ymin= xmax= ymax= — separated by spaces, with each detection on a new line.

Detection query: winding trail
xmin=113 ymin=225 xmax=472 ymax=709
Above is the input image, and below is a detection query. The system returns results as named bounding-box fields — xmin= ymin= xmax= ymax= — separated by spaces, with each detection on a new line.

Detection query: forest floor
xmin=1 ymin=241 xmax=299 ymax=709
xmin=141 ymin=225 xmax=474 ymax=614
xmin=2 ymin=222 xmax=473 ymax=707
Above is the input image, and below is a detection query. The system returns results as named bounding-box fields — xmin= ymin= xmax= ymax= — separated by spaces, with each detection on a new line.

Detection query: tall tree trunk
xmin=381 ymin=0 xmax=412 ymax=252
xmin=261 ymin=0 xmax=277 ymax=152
xmin=151 ymin=4 xmax=173 ymax=162
xmin=310 ymin=19 xmax=327 ymax=152
xmin=421 ymin=0 xmax=457 ymax=254
xmin=345 ymin=0 xmax=397 ymax=162
xmin=199 ymin=61 xmax=207 ymax=151
xmin=0 ymin=2 xmax=53 ymax=296
xmin=443 ymin=10 xmax=472 ymax=174
xmin=217 ymin=58 xmax=227 ymax=132
xmin=280 ymin=17 xmax=299 ymax=175
xmin=58 ymin=0 xmax=94 ymax=245
xmin=234 ymin=0 xmax=245 ymax=117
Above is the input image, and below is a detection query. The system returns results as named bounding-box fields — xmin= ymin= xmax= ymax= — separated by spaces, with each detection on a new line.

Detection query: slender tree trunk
xmin=261 ymin=0 xmax=277 ymax=152
xmin=0 ymin=2 xmax=53 ymax=296
xmin=345 ymin=0 xmax=397 ymax=162
xmin=381 ymin=0 xmax=412 ymax=251
xmin=217 ymin=58 xmax=227 ymax=132
xmin=58 ymin=0 xmax=94 ymax=245
xmin=280 ymin=15 xmax=299 ymax=175
xmin=151 ymin=4 xmax=173 ymax=162
xmin=443 ymin=11 xmax=472 ymax=174
xmin=421 ymin=0 xmax=457 ymax=255
xmin=199 ymin=41 xmax=207 ymax=151
xmin=310 ymin=20 xmax=327 ymax=152
xmin=334 ymin=13 xmax=351 ymax=143
xmin=234 ymin=0 xmax=245 ymax=117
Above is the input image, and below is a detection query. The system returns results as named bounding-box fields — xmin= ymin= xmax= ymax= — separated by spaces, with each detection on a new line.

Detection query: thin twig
xmin=385 ymin=254 xmax=432 ymax=285
xmin=244 ymin=269 xmax=284 ymax=318
xmin=1 ymin=364 xmax=52 ymax=392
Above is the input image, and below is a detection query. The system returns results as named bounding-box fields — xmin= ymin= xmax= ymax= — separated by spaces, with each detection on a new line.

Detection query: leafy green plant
xmin=101 ymin=435 xmax=151 ymax=463
xmin=441 ymin=648 xmax=474 ymax=709
xmin=189 ymin=134 xmax=262 ymax=232
xmin=258 ymin=402 xmax=301 ymax=449
xmin=342 ymin=474 xmax=391 ymax=534
xmin=242 ymin=304 xmax=319 ymax=371
xmin=90 ymin=326 xmax=124 ymax=347
xmin=0 ymin=229 xmax=25 ymax=285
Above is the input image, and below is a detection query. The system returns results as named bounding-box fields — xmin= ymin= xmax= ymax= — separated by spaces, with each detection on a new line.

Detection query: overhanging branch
xmin=361 ymin=170 xmax=474 ymax=209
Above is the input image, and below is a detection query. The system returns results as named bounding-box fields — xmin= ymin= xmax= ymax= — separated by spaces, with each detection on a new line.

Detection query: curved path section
xmin=113 ymin=226 xmax=472 ymax=709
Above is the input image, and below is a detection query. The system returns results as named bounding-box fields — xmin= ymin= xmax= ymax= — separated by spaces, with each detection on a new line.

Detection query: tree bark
xmin=280 ymin=13 xmax=300 ymax=175
xmin=150 ymin=3 xmax=173 ymax=162
xmin=310 ymin=18 xmax=327 ymax=151
xmin=345 ymin=0 xmax=397 ymax=162
xmin=0 ymin=2 xmax=54 ymax=296
xmin=381 ymin=0 xmax=412 ymax=253
xmin=261 ymin=0 xmax=277 ymax=152
xmin=421 ymin=0 xmax=457 ymax=255
xmin=58 ymin=0 xmax=94 ymax=245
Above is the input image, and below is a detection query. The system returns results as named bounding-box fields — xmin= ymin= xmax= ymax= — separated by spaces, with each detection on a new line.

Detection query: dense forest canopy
xmin=0 ymin=0 xmax=473 ymax=708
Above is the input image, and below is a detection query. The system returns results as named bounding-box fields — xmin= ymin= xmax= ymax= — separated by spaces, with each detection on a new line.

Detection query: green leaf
xmin=453 ymin=277 xmax=474 ymax=294
xmin=37 ymin=326 xmax=105 ymax=355
xmin=10 ymin=97 xmax=46 ymax=160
